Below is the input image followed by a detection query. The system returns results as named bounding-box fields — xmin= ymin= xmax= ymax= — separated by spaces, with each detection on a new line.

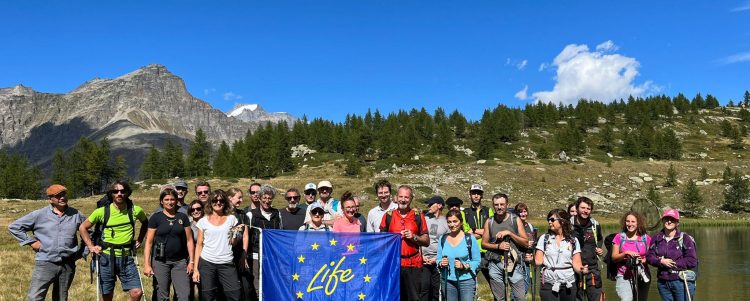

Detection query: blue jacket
xmin=8 ymin=205 xmax=85 ymax=262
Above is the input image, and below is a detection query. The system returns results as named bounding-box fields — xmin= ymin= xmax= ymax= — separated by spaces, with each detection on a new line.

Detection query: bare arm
xmin=79 ymin=219 xmax=101 ymax=255
xmin=481 ymin=219 xmax=496 ymax=250
xmin=192 ymin=228 xmax=204 ymax=282
xmin=184 ymin=226 xmax=195 ymax=274
xmin=572 ymin=252 xmax=582 ymax=274
xmin=143 ymin=228 xmax=156 ymax=276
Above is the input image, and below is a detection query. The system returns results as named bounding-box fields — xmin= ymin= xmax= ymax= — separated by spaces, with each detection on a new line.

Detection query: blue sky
xmin=2 ymin=1 xmax=749 ymax=122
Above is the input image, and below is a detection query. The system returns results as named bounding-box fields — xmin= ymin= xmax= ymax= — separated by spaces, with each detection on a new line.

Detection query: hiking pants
xmin=152 ymin=259 xmax=191 ymax=301
xmin=401 ymin=267 xmax=424 ymax=301
xmin=488 ymin=260 xmax=526 ymax=301
xmin=27 ymin=260 xmax=76 ymax=301
xmin=657 ymin=279 xmax=695 ymax=301
xmin=197 ymin=258 xmax=240 ymax=301
xmin=576 ymin=268 xmax=604 ymax=301
xmin=419 ymin=263 xmax=440 ymax=301
xmin=540 ymin=281 xmax=577 ymax=301
xmin=615 ymin=275 xmax=650 ymax=301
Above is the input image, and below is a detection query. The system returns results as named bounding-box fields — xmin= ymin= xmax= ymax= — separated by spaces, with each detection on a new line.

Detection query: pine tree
xmin=273 ymin=123 xmax=295 ymax=173
xmin=449 ymin=109 xmax=467 ymax=139
xmin=599 ymin=124 xmax=615 ymax=153
xmin=720 ymin=120 xmax=734 ymax=137
xmin=557 ymin=121 xmax=586 ymax=155
xmin=212 ymin=141 xmax=233 ymax=177
xmin=647 ymin=185 xmax=662 ymax=208
xmin=699 ymin=167 xmax=709 ymax=181
xmin=682 ymin=179 xmax=703 ymax=217
xmin=722 ymin=166 xmax=733 ymax=184
xmin=433 ymin=119 xmax=453 ymax=156
xmin=0 ymin=151 xmax=42 ymax=199
xmin=744 ymin=90 xmax=750 ymax=107
xmin=661 ymin=128 xmax=682 ymax=159
xmin=729 ymin=125 xmax=744 ymax=150
xmin=344 ymin=155 xmax=362 ymax=177
xmin=51 ymin=148 xmax=67 ymax=185
xmin=665 ymin=163 xmax=678 ymax=187
xmin=112 ymin=155 xmax=127 ymax=181
xmin=722 ymin=171 xmax=749 ymax=213
xmin=474 ymin=110 xmax=495 ymax=159
xmin=186 ymin=128 xmax=212 ymax=177
xmin=140 ymin=145 xmax=162 ymax=179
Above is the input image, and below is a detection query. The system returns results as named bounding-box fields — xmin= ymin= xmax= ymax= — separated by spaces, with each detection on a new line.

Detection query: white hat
xmin=470 ymin=184 xmax=483 ymax=192
xmin=304 ymin=183 xmax=317 ymax=191
xmin=317 ymin=180 xmax=333 ymax=189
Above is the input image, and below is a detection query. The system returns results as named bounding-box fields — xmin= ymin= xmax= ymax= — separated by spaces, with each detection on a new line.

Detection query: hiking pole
xmin=133 ymin=252 xmax=146 ymax=301
xmin=681 ymin=272 xmax=692 ymax=301
xmin=503 ymin=236 xmax=511 ymax=301
xmin=94 ymin=255 xmax=100 ymax=301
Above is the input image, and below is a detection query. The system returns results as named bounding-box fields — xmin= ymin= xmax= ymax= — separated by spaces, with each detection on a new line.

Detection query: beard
xmin=398 ymin=203 xmax=409 ymax=210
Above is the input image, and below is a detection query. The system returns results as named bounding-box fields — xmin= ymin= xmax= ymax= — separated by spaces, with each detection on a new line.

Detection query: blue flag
xmin=261 ymin=229 xmax=401 ymax=301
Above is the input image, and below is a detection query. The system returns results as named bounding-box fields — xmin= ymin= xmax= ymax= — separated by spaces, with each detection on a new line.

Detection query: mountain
xmin=0 ymin=64 xmax=290 ymax=177
xmin=227 ymin=103 xmax=297 ymax=126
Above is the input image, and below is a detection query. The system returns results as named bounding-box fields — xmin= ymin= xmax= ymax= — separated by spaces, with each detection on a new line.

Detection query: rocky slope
xmin=227 ymin=104 xmax=297 ymax=126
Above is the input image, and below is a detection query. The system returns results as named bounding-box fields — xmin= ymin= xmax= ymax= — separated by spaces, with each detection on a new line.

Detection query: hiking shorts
xmin=98 ymin=254 xmax=142 ymax=294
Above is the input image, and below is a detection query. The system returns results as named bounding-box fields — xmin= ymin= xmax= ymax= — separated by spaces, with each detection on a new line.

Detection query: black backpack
xmin=603 ymin=233 xmax=618 ymax=280
xmin=93 ymin=194 xmax=136 ymax=248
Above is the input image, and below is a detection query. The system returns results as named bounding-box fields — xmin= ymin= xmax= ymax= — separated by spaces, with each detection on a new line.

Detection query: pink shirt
xmin=332 ymin=216 xmax=362 ymax=233
xmin=613 ymin=233 xmax=651 ymax=276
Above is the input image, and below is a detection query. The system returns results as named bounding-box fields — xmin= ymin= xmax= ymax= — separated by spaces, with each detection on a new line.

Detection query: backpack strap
xmin=440 ymin=232 xmax=474 ymax=261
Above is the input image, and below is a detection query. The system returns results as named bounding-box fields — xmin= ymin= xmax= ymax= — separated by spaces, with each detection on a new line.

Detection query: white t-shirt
xmin=536 ymin=234 xmax=581 ymax=286
xmin=366 ymin=202 xmax=398 ymax=232
xmin=197 ymin=215 xmax=238 ymax=264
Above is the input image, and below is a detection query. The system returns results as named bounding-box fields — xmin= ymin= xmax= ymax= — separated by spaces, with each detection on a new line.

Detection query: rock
xmin=639 ymin=172 xmax=650 ymax=178
xmin=603 ymin=182 xmax=611 ymax=187
xmin=607 ymin=153 xmax=613 ymax=158
xmin=606 ymin=193 xmax=617 ymax=199
xmin=587 ymin=127 xmax=600 ymax=134
xmin=649 ymin=157 xmax=654 ymax=162
xmin=643 ymin=177 xmax=653 ymax=182
xmin=629 ymin=177 xmax=644 ymax=184
xmin=476 ymin=160 xmax=487 ymax=164
xmin=699 ymin=153 xmax=708 ymax=159
xmin=558 ymin=151 xmax=568 ymax=162
xmin=453 ymin=145 xmax=474 ymax=156
xmin=412 ymin=155 xmax=420 ymax=160
xmin=598 ymin=117 xmax=607 ymax=124
xmin=695 ymin=181 xmax=707 ymax=186
xmin=573 ymin=192 xmax=612 ymax=207
xmin=520 ymin=131 xmax=529 ymax=137
xmin=291 ymin=144 xmax=317 ymax=158
xmin=536 ymin=167 xmax=546 ymax=171
xmin=700 ymin=118 xmax=706 ymax=124
xmin=557 ymin=121 xmax=568 ymax=125
xmin=699 ymin=129 xmax=708 ymax=135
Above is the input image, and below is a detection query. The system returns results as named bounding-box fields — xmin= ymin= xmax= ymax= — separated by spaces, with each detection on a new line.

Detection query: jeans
xmin=488 ymin=260 xmax=526 ymax=301
xmin=615 ymin=275 xmax=650 ymax=301
xmin=198 ymin=258 xmax=240 ymax=301
xmin=152 ymin=259 xmax=191 ymax=301
xmin=657 ymin=279 xmax=695 ymax=301
xmin=445 ymin=278 xmax=476 ymax=301
xmin=27 ymin=260 xmax=76 ymax=301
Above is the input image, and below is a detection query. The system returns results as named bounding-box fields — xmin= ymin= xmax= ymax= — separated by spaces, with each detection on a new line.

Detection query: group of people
xmin=8 ymin=179 xmax=698 ymax=301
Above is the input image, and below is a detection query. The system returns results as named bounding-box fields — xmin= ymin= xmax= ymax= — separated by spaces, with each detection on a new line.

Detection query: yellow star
xmin=359 ymin=256 xmax=367 ymax=264
xmin=311 ymin=242 xmax=319 ymax=250
xmin=358 ymin=292 xmax=366 ymax=300
xmin=347 ymin=243 xmax=355 ymax=251
xmin=296 ymin=291 xmax=303 ymax=299
xmin=329 ymin=238 xmax=337 ymax=246
xmin=298 ymin=255 xmax=305 ymax=263
xmin=292 ymin=273 xmax=300 ymax=281
xmin=363 ymin=274 xmax=371 ymax=282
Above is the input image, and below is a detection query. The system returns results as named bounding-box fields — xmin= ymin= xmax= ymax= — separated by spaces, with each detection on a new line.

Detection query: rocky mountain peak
xmin=227 ymin=103 xmax=297 ymax=126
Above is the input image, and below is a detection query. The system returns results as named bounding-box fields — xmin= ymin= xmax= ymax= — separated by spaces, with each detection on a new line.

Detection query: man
xmin=380 ymin=185 xmax=429 ymax=301
xmin=243 ymin=182 xmax=262 ymax=212
xmin=419 ymin=196 xmax=449 ymax=301
xmin=280 ymin=188 xmax=306 ymax=230
xmin=445 ymin=197 xmax=463 ymax=212
xmin=571 ymin=196 xmax=604 ymax=301
xmin=8 ymin=184 xmax=85 ymax=301
xmin=248 ymin=184 xmax=283 ymax=299
xmin=173 ymin=179 xmax=190 ymax=212
xmin=481 ymin=193 xmax=528 ymax=301
xmin=366 ymin=179 xmax=397 ymax=232
xmin=463 ymin=184 xmax=494 ymax=284
xmin=299 ymin=182 xmax=317 ymax=210
xmin=80 ymin=181 xmax=148 ymax=301
xmin=303 ymin=180 xmax=339 ymax=225
xmin=195 ymin=181 xmax=211 ymax=205
xmin=352 ymin=196 xmax=367 ymax=232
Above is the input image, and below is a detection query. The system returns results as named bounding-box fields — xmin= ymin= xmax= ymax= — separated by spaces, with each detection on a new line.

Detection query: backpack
xmin=541 ymin=233 xmax=579 ymax=253
xmin=439 ymin=232 xmax=475 ymax=276
xmin=603 ymin=233 xmax=618 ymax=280
xmin=382 ymin=209 xmax=423 ymax=234
xmin=652 ymin=232 xmax=699 ymax=280
xmin=304 ymin=223 xmax=330 ymax=231
xmin=94 ymin=195 xmax=136 ymax=247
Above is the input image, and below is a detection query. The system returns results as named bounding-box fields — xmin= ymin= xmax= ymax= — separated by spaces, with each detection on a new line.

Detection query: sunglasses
xmin=211 ymin=201 xmax=224 ymax=206
xmin=189 ymin=207 xmax=203 ymax=213
xmin=664 ymin=219 xmax=678 ymax=224
xmin=547 ymin=218 xmax=561 ymax=223
xmin=286 ymin=196 xmax=300 ymax=201
xmin=311 ymin=211 xmax=325 ymax=216
xmin=304 ymin=191 xmax=317 ymax=196
xmin=248 ymin=191 xmax=258 ymax=195
xmin=318 ymin=188 xmax=332 ymax=192
xmin=197 ymin=191 xmax=210 ymax=195
xmin=112 ymin=189 xmax=127 ymax=194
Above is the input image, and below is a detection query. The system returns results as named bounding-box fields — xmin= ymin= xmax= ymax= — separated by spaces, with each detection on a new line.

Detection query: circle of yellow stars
xmin=292 ymin=239 xmax=372 ymax=299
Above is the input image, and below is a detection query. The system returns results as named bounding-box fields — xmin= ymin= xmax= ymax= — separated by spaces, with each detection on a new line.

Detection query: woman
xmin=227 ymin=188 xmax=252 ymax=301
xmin=612 ymin=211 xmax=651 ymax=301
xmin=437 ymin=210 xmax=481 ymax=301
xmin=535 ymin=209 xmax=582 ymax=301
xmin=187 ymin=199 xmax=203 ymax=300
xmin=193 ymin=190 xmax=246 ymax=301
xmin=515 ymin=202 xmax=537 ymax=297
xmin=646 ymin=209 xmax=697 ymax=301
xmin=300 ymin=204 xmax=330 ymax=231
xmin=143 ymin=189 xmax=194 ymax=301
xmin=332 ymin=191 xmax=363 ymax=232
xmin=567 ymin=203 xmax=577 ymax=217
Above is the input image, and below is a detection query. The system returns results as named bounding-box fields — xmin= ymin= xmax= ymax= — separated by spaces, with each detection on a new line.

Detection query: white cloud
xmin=203 ymin=88 xmax=216 ymax=95
xmin=223 ymin=92 xmax=244 ymax=101
xmin=538 ymin=63 xmax=548 ymax=71
xmin=719 ymin=52 xmax=750 ymax=64
xmin=506 ymin=58 xmax=512 ymax=65
xmin=516 ymin=59 xmax=528 ymax=70
xmin=532 ymin=41 xmax=655 ymax=105
xmin=731 ymin=1 xmax=750 ymax=12
xmin=596 ymin=40 xmax=619 ymax=52
xmin=515 ymin=85 xmax=529 ymax=100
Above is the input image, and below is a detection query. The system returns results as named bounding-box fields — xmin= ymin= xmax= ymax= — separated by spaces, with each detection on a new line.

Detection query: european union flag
xmin=261 ymin=229 xmax=401 ymax=301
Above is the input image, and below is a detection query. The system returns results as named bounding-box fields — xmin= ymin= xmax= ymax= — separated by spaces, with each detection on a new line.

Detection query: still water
xmin=596 ymin=225 xmax=749 ymax=301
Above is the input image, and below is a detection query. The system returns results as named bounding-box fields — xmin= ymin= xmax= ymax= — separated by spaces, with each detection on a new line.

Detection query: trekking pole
xmin=94 ymin=256 xmax=100 ymax=301
xmin=133 ymin=252 xmax=146 ymax=301
xmin=682 ymin=272 xmax=692 ymax=301
xmin=531 ymin=263 xmax=537 ymax=301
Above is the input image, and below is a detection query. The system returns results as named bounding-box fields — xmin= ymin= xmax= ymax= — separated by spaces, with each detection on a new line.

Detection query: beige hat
xmin=317 ymin=180 xmax=333 ymax=189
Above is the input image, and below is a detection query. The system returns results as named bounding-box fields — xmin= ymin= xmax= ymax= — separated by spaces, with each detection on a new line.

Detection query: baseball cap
xmin=174 ymin=179 xmax=188 ymax=189
xmin=46 ymin=184 xmax=67 ymax=196
xmin=304 ymin=183 xmax=317 ymax=191
xmin=160 ymin=184 xmax=176 ymax=193
xmin=425 ymin=196 xmax=445 ymax=206
xmin=469 ymin=184 xmax=484 ymax=192
xmin=445 ymin=197 xmax=463 ymax=207
xmin=317 ymin=181 xmax=333 ymax=189
xmin=662 ymin=208 xmax=680 ymax=221
xmin=309 ymin=203 xmax=326 ymax=215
